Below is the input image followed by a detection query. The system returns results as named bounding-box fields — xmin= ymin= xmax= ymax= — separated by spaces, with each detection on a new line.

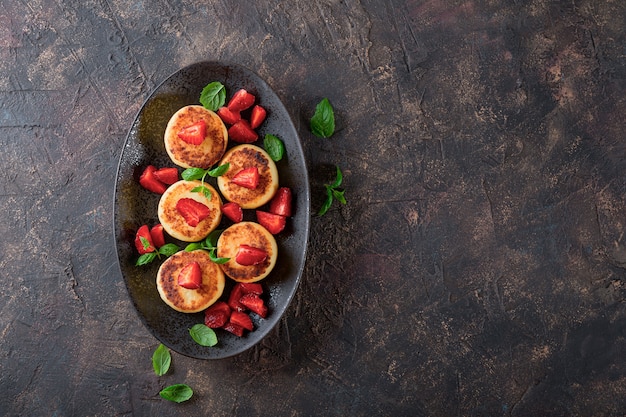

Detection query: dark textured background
xmin=2 ymin=1 xmax=626 ymax=416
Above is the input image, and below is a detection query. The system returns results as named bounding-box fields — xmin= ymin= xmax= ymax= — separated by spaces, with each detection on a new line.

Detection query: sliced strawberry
xmin=256 ymin=210 xmax=286 ymax=234
xmin=134 ymin=224 xmax=156 ymax=254
xmin=230 ymin=311 xmax=254 ymax=331
xmin=249 ymin=105 xmax=267 ymax=129
xmin=153 ymin=167 xmax=179 ymax=185
xmin=149 ymin=224 xmax=166 ymax=248
xmin=204 ymin=301 xmax=231 ymax=328
xmin=228 ymin=283 xmax=247 ymax=312
xmin=176 ymin=198 xmax=210 ymax=227
xmin=177 ymin=120 xmax=206 ymax=145
xmin=269 ymin=187 xmax=292 ymax=217
xmin=231 ymin=166 xmax=259 ymax=189
xmin=227 ymin=89 xmax=256 ymax=112
xmin=139 ymin=165 xmax=168 ymax=194
xmin=221 ymin=202 xmax=243 ymax=223
xmin=217 ymin=106 xmax=241 ymax=125
xmin=235 ymin=245 xmax=268 ymax=266
xmin=223 ymin=321 xmax=245 ymax=337
xmin=228 ymin=120 xmax=258 ymax=143
xmin=239 ymin=293 xmax=268 ymax=318
xmin=239 ymin=282 xmax=263 ymax=295
xmin=178 ymin=262 xmax=202 ymax=289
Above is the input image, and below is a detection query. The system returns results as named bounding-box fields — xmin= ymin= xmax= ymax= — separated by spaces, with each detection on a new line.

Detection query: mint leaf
xmin=310 ymin=98 xmax=335 ymax=138
xmin=206 ymin=229 xmax=223 ymax=248
xmin=189 ymin=324 xmax=218 ymax=347
xmin=209 ymin=249 xmax=230 ymax=264
xmin=181 ymin=167 xmax=206 ymax=181
xmin=136 ymin=252 xmax=157 ymax=266
xmin=318 ymin=187 xmax=334 ymax=216
xmin=264 ymin=134 xmax=285 ymax=161
xmin=208 ymin=163 xmax=230 ymax=177
xmin=191 ymin=185 xmax=212 ymax=200
xmin=199 ymin=81 xmax=225 ymax=111
xmin=330 ymin=165 xmax=343 ymax=188
xmin=158 ymin=243 xmax=180 ymax=257
xmin=159 ymin=384 xmax=193 ymax=403
xmin=318 ymin=165 xmax=346 ymax=216
xmin=152 ymin=344 xmax=171 ymax=376
xmin=185 ymin=242 xmax=204 ymax=252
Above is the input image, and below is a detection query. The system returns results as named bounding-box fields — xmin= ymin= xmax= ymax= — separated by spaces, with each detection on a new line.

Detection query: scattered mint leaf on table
xmin=152 ymin=344 xmax=171 ymax=376
xmin=318 ymin=165 xmax=347 ymax=216
xmin=310 ymin=98 xmax=335 ymax=138
xmin=159 ymin=384 xmax=193 ymax=403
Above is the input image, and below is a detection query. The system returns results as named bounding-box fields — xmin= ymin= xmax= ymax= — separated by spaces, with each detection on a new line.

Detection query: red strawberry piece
xmin=231 ymin=166 xmax=259 ymax=189
xmin=256 ymin=210 xmax=286 ymax=234
xmin=149 ymin=224 xmax=166 ymax=248
xmin=139 ymin=165 xmax=168 ymax=194
xmin=239 ymin=282 xmax=263 ymax=295
xmin=176 ymin=198 xmax=210 ymax=227
xmin=223 ymin=322 xmax=245 ymax=337
xmin=178 ymin=262 xmax=202 ymax=289
xmin=221 ymin=202 xmax=243 ymax=223
xmin=228 ymin=120 xmax=258 ymax=143
xmin=204 ymin=301 xmax=231 ymax=328
xmin=249 ymin=105 xmax=267 ymax=129
xmin=177 ymin=120 xmax=206 ymax=145
xmin=269 ymin=187 xmax=292 ymax=217
xmin=227 ymin=88 xmax=256 ymax=112
xmin=217 ymin=106 xmax=241 ymax=125
xmin=239 ymin=293 xmax=268 ymax=318
xmin=235 ymin=245 xmax=267 ymax=266
xmin=153 ymin=167 xmax=179 ymax=185
xmin=230 ymin=311 xmax=254 ymax=331
xmin=134 ymin=224 xmax=156 ymax=254
xmin=228 ymin=283 xmax=247 ymax=312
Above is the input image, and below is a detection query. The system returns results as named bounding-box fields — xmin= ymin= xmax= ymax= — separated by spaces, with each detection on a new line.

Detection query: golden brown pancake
xmin=217 ymin=222 xmax=278 ymax=282
xmin=158 ymin=180 xmax=222 ymax=242
xmin=164 ymin=105 xmax=228 ymax=169
xmin=156 ymin=250 xmax=225 ymax=313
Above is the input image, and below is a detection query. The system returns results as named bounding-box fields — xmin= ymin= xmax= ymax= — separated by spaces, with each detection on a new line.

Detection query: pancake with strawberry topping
xmin=157 ymin=249 xmax=225 ymax=313
xmin=217 ymin=222 xmax=278 ymax=282
xmin=158 ymin=180 xmax=222 ymax=242
xmin=164 ymin=105 xmax=228 ymax=169
xmin=217 ymin=144 xmax=279 ymax=209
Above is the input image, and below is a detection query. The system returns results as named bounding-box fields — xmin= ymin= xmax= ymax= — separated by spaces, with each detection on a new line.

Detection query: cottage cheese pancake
xmin=217 ymin=144 xmax=279 ymax=209
xmin=158 ymin=180 xmax=222 ymax=242
xmin=217 ymin=222 xmax=278 ymax=282
xmin=157 ymin=250 xmax=225 ymax=313
xmin=164 ymin=105 xmax=228 ymax=169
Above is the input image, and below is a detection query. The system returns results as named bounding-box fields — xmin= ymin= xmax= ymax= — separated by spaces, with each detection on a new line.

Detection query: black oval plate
xmin=113 ymin=62 xmax=310 ymax=359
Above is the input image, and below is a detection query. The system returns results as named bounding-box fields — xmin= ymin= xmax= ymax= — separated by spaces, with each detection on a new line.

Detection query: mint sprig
xmin=136 ymin=243 xmax=180 ymax=266
xmin=318 ymin=165 xmax=346 ymax=216
xmin=181 ymin=163 xmax=230 ymax=201
xmin=185 ymin=229 xmax=230 ymax=264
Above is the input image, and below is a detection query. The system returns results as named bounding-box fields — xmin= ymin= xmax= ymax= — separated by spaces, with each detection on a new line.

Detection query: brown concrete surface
xmin=1 ymin=0 xmax=626 ymax=415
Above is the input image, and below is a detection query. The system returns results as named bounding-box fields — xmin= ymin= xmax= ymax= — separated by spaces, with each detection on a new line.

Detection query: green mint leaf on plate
xmin=159 ymin=384 xmax=193 ymax=403
xmin=208 ymin=163 xmax=229 ymax=177
xmin=140 ymin=236 xmax=152 ymax=251
xmin=191 ymin=185 xmax=212 ymax=200
xmin=158 ymin=243 xmax=180 ymax=257
xmin=199 ymin=81 xmax=225 ymax=111
xmin=152 ymin=344 xmax=171 ymax=376
xmin=185 ymin=242 xmax=204 ymax=252
xmin=209 ymin=249 xmax=230 ymax=264
xmin=189 ymin=324 xmax=218 ymax=347
xmin=206 ymin=229 xmax=223 ymax=248
xmin=310 ymin=98 xmax=335 ymax=138
xmin=264 ymin=134 xmax=285 ymax=161
xmin=136 ymin=252 xmax=157 ymax=266
xmin=181 ymin=167 xmax=206 ymax=181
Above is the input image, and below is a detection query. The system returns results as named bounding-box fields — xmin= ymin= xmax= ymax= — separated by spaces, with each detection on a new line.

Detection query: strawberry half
xmin=231 ymin=166 xmax=259 ymax=189
xmin=177 ymin=120 xmax=206 ymax=145
xmin=149 ymin=224 xmax=166 ymax=248
xmin=223 ymin=322 xmax=245 ymax=337
xmin=269 ymin=187 xmax=292 ymax=217
xmin=256 ymin=210 xmax=286 ymax=234
xmin=230 ymin=311 xmax=254 ymax=331
xmin=134 ymin=224 xmax=156 ymax=254
xmin=239 ymin=293 xmax=268 ymax=318
xmin=178 ymin=262 xmax=202 ymax=289
xmin=239 ymin=282 xmax=263 ymax=295
xmin=221 ymin=202 xmax=243 ymax=223
xmin=139 ymin=165 xmax=168 ymax=194
xmin=176 ymin=198 xmax=211 ymax=227
xmin=228 ymin=283 xmax=247 ymax=312
xmin=217 ymin=106 xmax=241 ymax=125
xmin=228 ymin=120 xmax=258 ymax=143
xmin=153 ymin=167 xmax=179 ymax=185
xmin=235 ymin=245 xmax=268 ymax=266
xmin=249 ymin=105 xmax=267 ymax=129
xmin=204 ymin=301 xmax=231 ymax=328
xmin=227 ymin=89 xmax=255 ymax=112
